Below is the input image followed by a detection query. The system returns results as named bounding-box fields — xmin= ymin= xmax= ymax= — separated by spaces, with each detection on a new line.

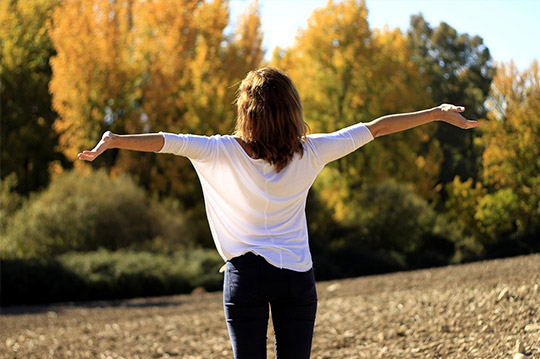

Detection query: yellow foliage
xmin=272 ymin=0 xmax=439 ymax=212
xmin=0 ymin=0 xmax=54 ymax=70
xmin=480 ymin=60 xmax=540 ymax=231
xmin=50 ymin=0 xmax=138 ymax=160
xmin=49 ymin=0 xmax=264 ymax=204
xmin=225 ymin=0 xmax=264 ymax=81
xmin=445 ymin=176 xmax=487 ymax=237
xmin=1 ymin=0 xmax=63 ymax=192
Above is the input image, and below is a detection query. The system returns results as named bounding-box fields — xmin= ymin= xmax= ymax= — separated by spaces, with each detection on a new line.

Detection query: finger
xmin=458 ymin=119 xmax=479 ymax=129
xmin=466 ymin=120 xmax=480 ymax=129
xmin=77 ymin=151 xmax=97 ymax=161
xmin=448 ymin=105 xmax=465 ymax=112
xmin=80 ymin=150 xmax=96 ymax=156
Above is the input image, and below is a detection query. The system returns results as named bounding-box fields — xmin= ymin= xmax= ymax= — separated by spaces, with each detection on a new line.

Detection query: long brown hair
xmin=234 ymin=67 xmax=309 ymax=172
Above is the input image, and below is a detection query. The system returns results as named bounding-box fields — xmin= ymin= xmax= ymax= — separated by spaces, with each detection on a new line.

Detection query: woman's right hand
xmin=77 ymin=131 xmax=115 ymax=161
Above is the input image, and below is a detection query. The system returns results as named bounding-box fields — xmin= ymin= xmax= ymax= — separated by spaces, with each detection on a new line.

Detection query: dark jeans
xmin=223 ymin=252 xmax=318 ymax=359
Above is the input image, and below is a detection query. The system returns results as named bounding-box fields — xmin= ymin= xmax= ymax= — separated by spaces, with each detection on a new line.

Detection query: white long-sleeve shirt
xmin=159 ymin=123 xmax=374 ymax=271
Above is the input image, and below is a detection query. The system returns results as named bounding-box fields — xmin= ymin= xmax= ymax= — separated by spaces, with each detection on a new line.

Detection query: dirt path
xmin=2 ymin=254 xmax=539 ymax=359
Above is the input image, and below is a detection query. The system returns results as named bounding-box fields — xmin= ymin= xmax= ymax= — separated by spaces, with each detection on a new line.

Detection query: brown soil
xmin=1 ymin=254 xmax=539 ymax=359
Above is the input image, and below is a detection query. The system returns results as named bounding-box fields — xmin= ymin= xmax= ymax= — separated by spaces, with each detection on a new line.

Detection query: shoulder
xmin=211 ymin=134 xmax=236 ymax=148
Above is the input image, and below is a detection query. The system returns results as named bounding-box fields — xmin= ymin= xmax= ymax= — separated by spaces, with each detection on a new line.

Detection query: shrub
xmin=444 ymin=176 xmax=486 ymax=239
xmin=355 ymin=181 xmax=460 ymax=257
xmin=474 ymin=188 xmax=519 ymax=244
xmin=0 ymin=173 xmax=23 ymax=231
xmin=2 ymin=169 xmax=193 ymax=258
xmin=309 ymin=180 xmax=463 ymax=277
xmin=0 ymin=249 xmax=224 ymax=306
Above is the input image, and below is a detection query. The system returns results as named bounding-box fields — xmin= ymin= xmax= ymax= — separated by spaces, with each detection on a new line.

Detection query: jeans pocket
xmin=224 ymin=261 xmax=260 ymax=306
xmin=290 ymin=269 xmax=318 ymax=304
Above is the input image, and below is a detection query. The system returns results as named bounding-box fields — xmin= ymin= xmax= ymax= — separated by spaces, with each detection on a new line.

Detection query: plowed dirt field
xmin=2 ymin=254 xmax=539 ymax=359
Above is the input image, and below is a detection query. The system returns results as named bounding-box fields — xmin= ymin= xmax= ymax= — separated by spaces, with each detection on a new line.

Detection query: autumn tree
xmin=478 ymin=60 xmax=540 ymax=239
xmin=224 ymin=0 xmax=264 ymax=89
xmin=443 ymin=60 xmax=540 ymax=259
xmin=272 ymin=0 xmax=439 ymax=227
xmin=50 ymin=0 xmax=149 ymax=162
xmin=0 ymin=0 xmax=65 ymax=194
xmin=407 ymin=14 xmax=495 ymax=185
xmin=50 ymin=0 xmax=264 ymax=245
xmin=115 ymin=0 xmax=231 ymax=201
xmin=136 ymin=0 xmax=264 ymax=244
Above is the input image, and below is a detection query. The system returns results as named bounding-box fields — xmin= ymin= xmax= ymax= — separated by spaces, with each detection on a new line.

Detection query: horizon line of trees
xmin=2 ymin=0 xmax=539 ymax=269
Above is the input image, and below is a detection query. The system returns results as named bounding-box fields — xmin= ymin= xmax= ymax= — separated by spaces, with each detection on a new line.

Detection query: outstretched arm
xmin=365 ymin=104 xmax=479 ymax=138
xmin=77 ymin=131 xmax=164 ymax=161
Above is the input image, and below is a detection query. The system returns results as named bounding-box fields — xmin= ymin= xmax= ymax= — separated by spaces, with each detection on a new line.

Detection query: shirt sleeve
xmin=157 ymin=132 xmax=216 ymax=161
xmin=307 ymin=123 xmax=374 ymax=165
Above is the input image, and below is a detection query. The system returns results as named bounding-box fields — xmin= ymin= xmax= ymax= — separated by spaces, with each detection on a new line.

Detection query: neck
xmin=234 ymin=137 xmax=257 ymax=159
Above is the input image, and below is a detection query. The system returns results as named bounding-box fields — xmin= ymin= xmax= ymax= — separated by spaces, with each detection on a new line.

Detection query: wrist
xmin=105 ymin=131 xmax=118 ymax=149
xmin=427 ymin=107 xmax=441 ymax=122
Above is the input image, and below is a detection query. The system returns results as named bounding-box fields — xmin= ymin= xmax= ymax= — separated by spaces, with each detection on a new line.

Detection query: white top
xmin=159 ymin=123 xmax=374 ymax=271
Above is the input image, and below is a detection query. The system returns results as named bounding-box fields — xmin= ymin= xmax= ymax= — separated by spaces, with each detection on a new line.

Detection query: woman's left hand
xmin=436 ymin=104 xmax=480 ymax=129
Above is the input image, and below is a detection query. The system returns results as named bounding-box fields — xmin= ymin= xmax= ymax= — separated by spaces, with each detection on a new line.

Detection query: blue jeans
xmin=223 ymin=252 xmax=318 ymax=359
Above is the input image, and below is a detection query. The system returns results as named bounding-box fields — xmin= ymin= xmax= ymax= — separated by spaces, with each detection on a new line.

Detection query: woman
xmin=78 ymin=67 xmax=478 ymax=359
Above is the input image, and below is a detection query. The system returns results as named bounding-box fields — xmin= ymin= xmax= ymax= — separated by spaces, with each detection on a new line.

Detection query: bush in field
xmin=475 ymin=189 xmax=540 ymax=259
xmin=0 ymin=249 xmax=224 ymax=306
xmin=330 ymin=180 xmax=462 ymax=270
xmin=474 ymin=189 xmax=519 ymax=242
xmin=361 ymin=182 xmax=457 ymax=240
xmin=444 ymin=177 xmax=540 ymax=262
xmin=1 ymin=170 xmax=193 ymax=258
xmin=0 ymin=173 xmax=23 ymax=231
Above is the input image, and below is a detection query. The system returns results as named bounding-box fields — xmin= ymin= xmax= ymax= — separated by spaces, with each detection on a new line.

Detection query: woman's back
xmin=159 ymin=121 xmax=374 ymax=271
